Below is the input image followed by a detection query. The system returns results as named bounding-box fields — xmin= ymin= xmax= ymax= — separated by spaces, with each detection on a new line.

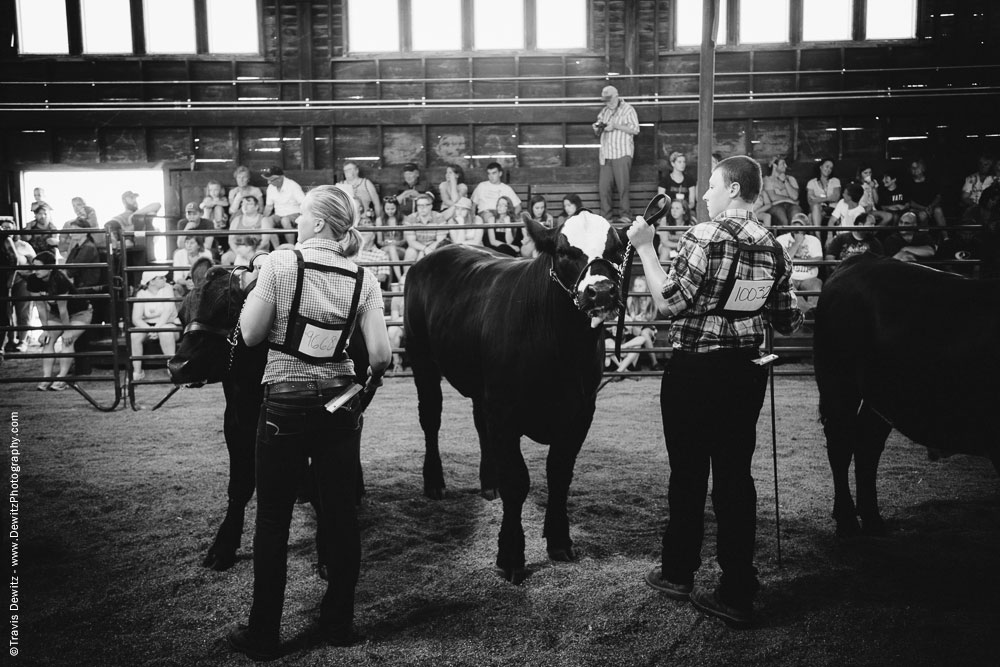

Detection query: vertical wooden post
xmin=696 ymin=0 xmax=719 ymax=221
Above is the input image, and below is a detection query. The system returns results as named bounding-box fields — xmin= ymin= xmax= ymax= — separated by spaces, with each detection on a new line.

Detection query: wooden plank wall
xmin=1 ymin=0 xmax=999 ymax=218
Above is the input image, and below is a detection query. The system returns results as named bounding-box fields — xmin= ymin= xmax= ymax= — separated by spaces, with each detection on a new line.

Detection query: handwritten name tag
xmin=298 ymin=323 xmax=343 ymax=358
xmin=722 ymin=279 xmax=772 ymax=312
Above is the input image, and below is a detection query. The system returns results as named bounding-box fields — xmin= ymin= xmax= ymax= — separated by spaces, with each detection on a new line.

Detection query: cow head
xmin=525 ymin=211 xmax=627 ymax=327
xmin=167 ymin=265 xmax=248 ymax=385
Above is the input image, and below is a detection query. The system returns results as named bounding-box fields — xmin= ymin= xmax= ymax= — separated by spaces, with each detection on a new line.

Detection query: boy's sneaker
xmin=690 ymin=585 xmax=752 ymax=629
xmin=644 ymin=566 xmax=692 ymax=601
xmin=226 ymin=625 xmax=280 ymax=661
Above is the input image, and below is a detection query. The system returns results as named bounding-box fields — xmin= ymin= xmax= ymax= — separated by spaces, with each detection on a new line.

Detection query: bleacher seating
xmin=530 ymin=182 xmax=659 ymax=220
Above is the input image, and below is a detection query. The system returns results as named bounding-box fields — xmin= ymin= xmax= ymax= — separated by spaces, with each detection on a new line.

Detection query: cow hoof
xmin=202 ymin=549 xmax=237 ymax=571
xmin=480 ymin=488 xmax=500 ymax=501
xmin=497 ymin=566 xmax=528 ymax=585
xmin=547 ymin=546 xmax=576 ymax=562
xmin=860 ymin=517 xmax=887 ymax=536
xmin=424 ymin=486 xmax=446 ymax=500
xmin=834 ymin=517 xmax=861 ymax=539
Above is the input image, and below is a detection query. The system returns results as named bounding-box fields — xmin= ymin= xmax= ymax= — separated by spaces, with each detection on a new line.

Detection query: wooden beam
xmin=697 ymin=0 xmax=719 ymax=220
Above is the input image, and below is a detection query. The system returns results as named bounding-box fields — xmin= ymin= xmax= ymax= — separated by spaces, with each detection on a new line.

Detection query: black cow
xmin=814 ymin=253 xmax=1000 ymax=537
xmin=168 ymin=265 xmax=267 ymax=570
xmin=404 ymin=211 xmax=626 ymax=583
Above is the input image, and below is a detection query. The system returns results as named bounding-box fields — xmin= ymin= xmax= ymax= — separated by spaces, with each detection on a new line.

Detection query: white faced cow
xmin=404 ymin=211 xmax=627 ymax=583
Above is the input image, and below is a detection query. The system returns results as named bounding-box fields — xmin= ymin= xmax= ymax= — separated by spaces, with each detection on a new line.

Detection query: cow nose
xmin=584 ymin=284 xmax=598 ymax=301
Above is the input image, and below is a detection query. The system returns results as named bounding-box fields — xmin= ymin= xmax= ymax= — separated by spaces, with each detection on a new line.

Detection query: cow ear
xmin=525 ymin=217 xmax=560 ymax=255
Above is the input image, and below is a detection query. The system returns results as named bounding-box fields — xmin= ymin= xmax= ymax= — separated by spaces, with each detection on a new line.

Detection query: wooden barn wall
xmin=1 ymin=0 xmax=999 ymax=217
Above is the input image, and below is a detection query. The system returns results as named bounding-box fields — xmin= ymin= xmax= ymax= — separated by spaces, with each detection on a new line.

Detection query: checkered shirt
xmin=253 ymin=237 xmax=383 ymax=383
xmin=356 ymin=247 xmax=390 ymax=281
xmin=660 ymin=209 xmax=802 ymax=353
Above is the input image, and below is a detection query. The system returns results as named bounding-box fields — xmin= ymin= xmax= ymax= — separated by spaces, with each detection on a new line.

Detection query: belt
xmin=266 ymin=377 xmax=354 ymax=395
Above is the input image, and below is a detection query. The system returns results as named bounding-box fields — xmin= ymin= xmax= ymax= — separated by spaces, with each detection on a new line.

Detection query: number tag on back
xmin=296 ymin=322 xmax=344 ymax=359
xmin=722 ymin=279 xmax=772 ymax=312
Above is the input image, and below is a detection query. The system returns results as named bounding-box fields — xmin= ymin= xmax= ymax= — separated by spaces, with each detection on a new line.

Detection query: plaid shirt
xmin=253 ymin=237 xmax=383 ymax=384
xmin=660 ymin=209 xmax=802 ymax=353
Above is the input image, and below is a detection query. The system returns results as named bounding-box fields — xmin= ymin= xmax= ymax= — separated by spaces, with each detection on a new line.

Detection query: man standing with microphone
xmin=627 ymin=155 xmax=802 ymax=629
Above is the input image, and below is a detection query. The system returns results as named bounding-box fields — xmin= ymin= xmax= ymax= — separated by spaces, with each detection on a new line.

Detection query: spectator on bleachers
xmin=657 ymin=151 xmax=697 ymax=208
xmin=25 ymin=250 xmax=92 ymax=391
xmin=396 ymin=163 xmax=438 ymax=217
xmin=883 ymin=211 xmax=937 ymax=263
xmin=874 ymin=167 xmax=909 ymax=226
xmin=228 ymin=194 xmax=265 ymax=254
xmin=129 ymin=270 xmax=178 ymax=382
xmin=806 ymin=158 xmax=841 ymax=228
xmin=2 ymin=219 xmax=33 ymax=353
xmin=471 ymin=161 xmax=522 ymax=224
xmin=228 ymin=165 xmax=265 ymax=217
xmin=604 ymin=275 xmax=658 ymax=375
xmin=658 ymin=198 xmax=691 ymax=262
xmin=825 ymin=212 xmax=884 ymax=263
xmin=449 ymin=197 xmax=484 ymax=248
xmin=403 ymin=193 xmax=447 ymax=263
xmin=30 ymin=187 xmax=51 ymax=215
xmin=342 ymin=161 xmax=382 ymax=220
xmin=907 ymin=158 xmax=946 ymax=230
xmin=386 ymin=273 xmax=405 ymax=374
xmin=355 ymin=226 xmax=391 ymax=291
xmin=176 ymin=201 xmax=213 ymax=251
xmin=108 ymin=190 xmax=161 ymax=251
xmin=261 ymin=166 xmax=304 ymax=247
xmin=829 ymin=183 xmax=867 ymax=228
xmin=375 ymin=196 xmax=406 ymax=282
xmin=172 ymin=235 xmax=214 ymax=297
xmin=856 ymin=163 xmax=879 ymax=211
xmin=200 ymin=180 xmax=229 ymax=227
xmin=753 ymin=190 xmax=772 ymax=226
xmin=229 ymin=234 xmax=262 ymax=289
xmin=938 ymin=183 xmax=1000 ymax=277
xmin=560 ymin=194 xmax=584 ymax=224
xmin=483 ymin=195 xmax=521 ymax=257
xmin=519 ymin=195 xmax=555 ymax=257
xmin=595 ymin=85 xmax=639 ymax=222
xmin=438 ymin=165 xmax=468 ymax=221
xmin=64 ymin=220 xmax=101 ymax=292
xmin=776 ymin=212 xmax=823 ymax=317
xmin=960 ymin=154 xmax=996 ymax=212
xmin=58 ymin=197 xmax=98 ymax=257
xmin=762 ymin=156 xmax=801 ymax=226
xmin=23 ymin=205 xmax=59 ymax=256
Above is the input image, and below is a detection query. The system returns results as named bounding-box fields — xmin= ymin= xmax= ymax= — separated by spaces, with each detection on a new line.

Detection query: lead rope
xmin=615 ymin=194 xmax=669 ymax=359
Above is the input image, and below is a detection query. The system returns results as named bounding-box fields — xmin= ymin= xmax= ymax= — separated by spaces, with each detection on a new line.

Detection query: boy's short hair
xmin=845 ymin=182 xmax=864 ymax=203
xmin=486 ymin=161 xmax=503 ymax=173
xmin=715 ymin=155 xmax=762 ymax=203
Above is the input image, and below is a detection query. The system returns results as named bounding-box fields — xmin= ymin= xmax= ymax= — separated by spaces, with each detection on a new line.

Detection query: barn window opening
xmin=81 ymin=0 xmax=134 ymax=54
xmin=15 ymin=0 xmax=69 ymax=55
xmin=206 ymin=0 xmax=260 ymax=53
xmin=143 ymin=0 xmax=197 ymax=54
xmin=865 ymin=0 xmax=917 ymax=40
xmin=802 ymin=0 xmax=853 ymax=42
xmin=739 ymin=0 xmax=789 ymax=44
xmin=675 ymin=0 xmax=728 ymax=47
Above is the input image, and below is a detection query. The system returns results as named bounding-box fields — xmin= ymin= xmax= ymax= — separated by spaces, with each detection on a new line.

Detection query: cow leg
xmin=854 ymin=406 xmax=892 ymax=536
xmin=491 ymin=417 xmax=529 ymax=584
xmin=543 ymin=438 xmax=583 ymax=563
xmin=473 ymin=399 xmax=499 ymax=500
xmin=413 ymin=359 xmax=446 ymax=499
xmin=822 ymin=406 xmax=860 ymax=538
xmin=203 ymin=385 xmax=258 ymax=571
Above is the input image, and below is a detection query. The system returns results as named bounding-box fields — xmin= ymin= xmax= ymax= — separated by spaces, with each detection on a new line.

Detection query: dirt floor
xmin=2 ymin=358 xmax=999 ymax=666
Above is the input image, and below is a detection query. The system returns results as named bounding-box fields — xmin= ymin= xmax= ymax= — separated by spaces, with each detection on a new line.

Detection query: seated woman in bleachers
xmin=482 ymin=195 xmax=521 ymax=257
xmin=856 ymin=163 xmax=879 ymax=211
xmin=560 ymin=194 xmax=585 ymax=224
xmin=228 ymin=165 xmax=264 ymax=217
xmin=658 ymin=198 xmax=692 ymax=262
xmin=25 ymin=250 xmax=92 ymax=391
xmin=172 ymin=235 xmax=214 ymax=297
xmin=762 ymin=156 xmax=801 ymax=226
xmin=519 ymin=195 xmax=555 ymax=258
xmin=354 ymin=200 xmax=392 ymax=291
xmin=226 ymin=194 xmax=265 ymax=256
xmin=806 ymin=157 xmax=842 ymax=228
xmin=386 ymin=273 xmax=405 ymax=374
xmin=438 ymin=165 xmax=468 ymax=222
xmin=448 ymin=197 xmax=484 ymax=247
xmin=753 ymin=190 xmax=772 ymax=226
xmin=130 ymin=270 xmax=179 ymax=381
xmin=341 ymin=161 xmax=382 ymax=220
xmin=376 ymin=196 xmax=407 ymax=281
xmin=657 ymin=151 xmax=697 ymax=208
xmin=200 ymin=180 xmax=230 ymax=227
xmin=604 ymin=275 xmax=658 ymax=375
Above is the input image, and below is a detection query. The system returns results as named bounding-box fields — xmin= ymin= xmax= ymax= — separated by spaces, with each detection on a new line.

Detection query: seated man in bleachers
xmin=260 ymin=165 xmax=304 ymax=248
xmin=396 ymin=163 xmax=438 ymax=217
xmin=825 ymin=212 xmax=884 ymax=264
xmin=470 ymin=161 xmax=522 ymax=225
xmin=874 ymin=168 xmax=909 ymax=227
xmin=883 ymin=211 xmax=936 ymax=263
xmin=960 ymin=154 xmax=996 ymax=215
xmin=829 ymin=183 xmax=867 ymax=228
xmin=907 ymin=158 xmax=946 ymax=232
xmin=403 ymin=194 xmax=448 ymax=263
xmin=776 ymin=212 xmax=823 ymax=318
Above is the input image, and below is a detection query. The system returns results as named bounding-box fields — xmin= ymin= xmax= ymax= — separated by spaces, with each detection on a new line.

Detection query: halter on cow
xmin=404 ymin=209 xmax=628 ymax=584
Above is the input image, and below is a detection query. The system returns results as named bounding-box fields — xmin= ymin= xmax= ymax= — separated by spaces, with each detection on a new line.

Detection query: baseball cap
xmin=402 ymin=163 xmax=420 ymax=173
xmin=184 ymin=202 xmax=200 ymax=213
xmin=122 ymin=190 xmax=139 ymax=199
xmin=601 ymin=85 xmax=618 ymax=99
xmin=261 ymin=165 xmax=284 ymax=178
xmin=900 ymin=211 xmax=917 ymax=223
xmin=141 ymin=270 xmax=169 ymax=285
xmin=790 ymin=212 xmax=809 ymax=225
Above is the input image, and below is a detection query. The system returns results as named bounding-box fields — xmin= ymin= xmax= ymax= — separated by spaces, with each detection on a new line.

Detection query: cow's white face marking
xmin=562 ymin=212 xmax=611 ymax=264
